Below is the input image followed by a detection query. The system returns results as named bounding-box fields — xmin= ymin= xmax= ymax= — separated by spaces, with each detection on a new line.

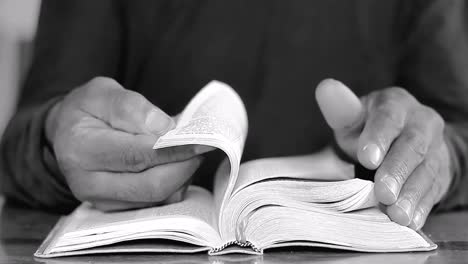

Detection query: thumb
xmin=81 ymin=77 xmax=175 ymax=136
xmin=144 ymin=107 xmax=176 ymax=136
xmin=315 ymin=79 xmax=364 ymax=132
xmin=315 ymin=79 xmax=365 ymax=159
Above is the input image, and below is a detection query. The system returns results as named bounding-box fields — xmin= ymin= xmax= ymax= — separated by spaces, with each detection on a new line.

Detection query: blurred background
xmin=0 ymin=0 xmax=40 ymax=137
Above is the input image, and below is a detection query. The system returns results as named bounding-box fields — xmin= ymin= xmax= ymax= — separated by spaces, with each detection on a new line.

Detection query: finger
xmin=385 ymin=154 xmax=438 ymax=226
xmin=165 ymin=181 xmax=191 ymax=204
xmin=357 ymin=88 xmax=411 ymax=169
xmin=73 ymin=157 xmax=202 ymax=203
xmin=92 ymin=200 xmax=158 ymax=211
xmin=316 ymin=79 xmax=364 ymax=133
xmin=408 ymin=184 xmax=439 ymax=230
xmin=173 ymin=113 xmax=181 ymax=124
xmin=374 ymin=110 xmax=440 ymax=205
xmin=79 ymin=77 xmax=175 ymax=136
xmin=68 ymin=116 xmax=213 ymax=172
xmin=92 ymin=185 xmax=190 ymax=212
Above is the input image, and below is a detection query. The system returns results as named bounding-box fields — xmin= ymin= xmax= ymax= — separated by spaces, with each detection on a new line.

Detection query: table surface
xmin=0 ymin=197 xmax=467 ymax=264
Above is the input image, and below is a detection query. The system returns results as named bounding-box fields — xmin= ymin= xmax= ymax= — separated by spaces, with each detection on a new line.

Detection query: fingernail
xmin=412 ymin=211 xmax=423 ymax=230
xmin=194 ymin=145 xmax=216 ymax=155
xmin=396 ymin=199 xmax=412 ymax=222
xmin=380 ymin=175 xmax=399 ymax=200
xmin=145 ymin=109 xmax=175 ymax=135
xmin=362 ymin=144 xmax=382 ymax=167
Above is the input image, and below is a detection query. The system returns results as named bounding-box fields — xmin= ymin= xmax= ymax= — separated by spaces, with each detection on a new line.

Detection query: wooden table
xmin=0 ymin=197 xmax=467 ymax=264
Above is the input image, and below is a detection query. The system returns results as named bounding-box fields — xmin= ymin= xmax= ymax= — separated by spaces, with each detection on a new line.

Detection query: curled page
xmin=153 ymin=81 xmax=248 ymax=233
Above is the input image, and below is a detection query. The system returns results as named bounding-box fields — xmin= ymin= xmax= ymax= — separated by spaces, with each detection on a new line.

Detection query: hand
xmin=46 ymin=77 xmax=212 ymax=211
xmin=315 ymin=79 xmax=452 ymax=230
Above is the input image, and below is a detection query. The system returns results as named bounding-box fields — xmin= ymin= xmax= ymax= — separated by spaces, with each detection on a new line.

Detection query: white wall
xmin=0 ymin=0 xmax=41 ymax=136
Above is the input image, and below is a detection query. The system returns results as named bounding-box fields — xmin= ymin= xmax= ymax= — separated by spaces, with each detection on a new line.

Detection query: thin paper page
xmin=218 ymin=178 xmax=378 ymax=240
xmin=232 ymin=148 xmax=354 ymax=195
xmin=153 ymin=81 xmax=249 ymax=229
xmin=62 ymin=186 xmax=217 ymax=236
xmin=247 ymin=206 xmax=431 ymax=251
xmin=213 ymin=158 xmax=231 ymax=214
xmin=153 ymin=81 xmax=248 ymax=158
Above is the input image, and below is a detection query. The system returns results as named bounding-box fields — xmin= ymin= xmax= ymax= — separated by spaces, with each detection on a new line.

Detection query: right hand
xmin=46 ymin=77 xmax=212 ymax=211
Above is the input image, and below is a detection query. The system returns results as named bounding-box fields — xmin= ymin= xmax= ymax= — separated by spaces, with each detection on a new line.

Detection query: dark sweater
xmin=2 ymin=0 xmax=468 ymax=213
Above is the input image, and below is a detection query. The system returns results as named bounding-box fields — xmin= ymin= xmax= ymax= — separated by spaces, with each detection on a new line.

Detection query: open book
xmin=35 ymin=81 xmax=437 ymax=258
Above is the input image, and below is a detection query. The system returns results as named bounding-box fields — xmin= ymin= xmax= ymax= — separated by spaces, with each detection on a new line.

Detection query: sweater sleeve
xmin=0 ymin=0 xmax=122 ymax=213
xmin=396 ymin=0 xmax=468 ymax=210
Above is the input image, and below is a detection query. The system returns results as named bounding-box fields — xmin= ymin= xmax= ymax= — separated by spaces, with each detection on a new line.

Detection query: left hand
xmin=315 ymin=79 xmax=452 ymax=230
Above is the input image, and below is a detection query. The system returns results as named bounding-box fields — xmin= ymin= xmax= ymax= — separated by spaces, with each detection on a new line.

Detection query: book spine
xmin=209 ymin=213 xmax=261 ymax=254
xmin=209 ymin=240 xmax=261 ymax=254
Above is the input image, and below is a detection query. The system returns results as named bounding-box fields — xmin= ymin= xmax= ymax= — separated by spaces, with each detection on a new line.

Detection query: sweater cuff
xmin=1 ymin=97 xmax=79 ymax=213
xmin=38 ymin=97 xmax=80 ymax=212
xmin=434 ymin=123 xmax=467 ymax=211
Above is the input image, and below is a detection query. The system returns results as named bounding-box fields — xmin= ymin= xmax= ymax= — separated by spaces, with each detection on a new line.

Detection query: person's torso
xmin=116 ymin=0 xmax=406 ymax=188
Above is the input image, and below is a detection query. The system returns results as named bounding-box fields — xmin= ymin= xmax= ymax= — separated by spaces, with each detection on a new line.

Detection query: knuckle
xmin=83 ymin=77 xmax=120 ymax=97
xmin=423 ymin=106 xmax=445 ymax=131
xmin=374 ymin=103 xmax=405 ymax=130
xmin=385 ymin=87 xmax=412 ymax=100
xmin=378 ymin=87 xmax=417 ymax=107
xmin=76 ymin=83 xmax=97 ymax=102
xmin=435 ymin=114 xmax=445 ymax=130
xmin=403 ymin=185 xmax=423 ymax=203
xmin=121 ymin=146 xmax=149 ymax=171
xmin=76 ymin=77 xmax=121 ymax=103
xmin=422 ymin=160 xmax=439 ymax=180
xmin=89 ymin=76 xmax=120 ymax=88
xmin=386 ymin=157 xmax=410 ymax=183
xmin=113 ymin=91 xmax=146 ymax=118
xmin=404 ymin=130 xmax=429 ymax=160
xmin=124 ymin=91 xmax=147 ymax=106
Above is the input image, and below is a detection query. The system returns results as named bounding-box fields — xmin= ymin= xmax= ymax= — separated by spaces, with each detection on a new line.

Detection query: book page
xmin=64 ymin=187 xmax=216 ymax=233
xmin=231 ymin=147 xmax=354 ymax=196
xmin=218 ymin=177 xmax=378 ymax=241
xmin=154 ymin=81 xmax=247 ymax=158
xmin=217 ymin=148 xmax=378 ymax=242
xmin=50 ymin=186 xmax=222 ymax=252
xmin=245 ymin=206 xmax=434 ymax=252
xmin=153 ymin=81 xmax=248 ymax=229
